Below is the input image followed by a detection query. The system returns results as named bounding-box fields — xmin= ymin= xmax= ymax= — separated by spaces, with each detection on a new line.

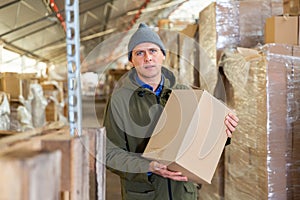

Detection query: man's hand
xmin=149 ymin=161 xmax=188 ymax=182
xmin=225 ymin=113 xmax=239 ymax=137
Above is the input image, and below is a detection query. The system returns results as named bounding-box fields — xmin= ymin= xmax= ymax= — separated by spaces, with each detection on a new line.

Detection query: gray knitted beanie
xmin=128 ymin=23 xmax=166 ymax=61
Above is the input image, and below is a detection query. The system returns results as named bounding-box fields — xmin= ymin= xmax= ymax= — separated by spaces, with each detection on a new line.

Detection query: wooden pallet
xmin=0 ymin=122 xmax=106 ymax=200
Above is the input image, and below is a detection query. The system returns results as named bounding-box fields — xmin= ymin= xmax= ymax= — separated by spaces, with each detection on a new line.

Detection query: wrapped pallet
xmin=199 ymin=0 xmax=283 ymax=55
xmin=198 ymin=1 xmax=283 ymax=199
xmin=287 ymin=45 xmax=300 ymax=199
xmin=41 ymin=81 xmax=67 ymax=123
xmin=198 ymin=0 xmax=283 ymax=97
xmin=30 ymin=83 xmax=48 ymax=128
xmin=220 ymin=44 xmax=300 ymax=200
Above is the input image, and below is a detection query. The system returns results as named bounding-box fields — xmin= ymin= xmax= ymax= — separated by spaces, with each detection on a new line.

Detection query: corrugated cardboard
xmin=142 ymin=90 xmax=233 ymax=184
xmin=264 ymin=16 xmax=298 ymax=45
xmin=0 ymin=72 xmax=22 ymax=100
xmin=45 ymin=100 xmax=58 ymax=122
xmin=284 ymin=0 xmax=300 ymax=15
xmin=180 ymin=24 xmax=197 ymax=38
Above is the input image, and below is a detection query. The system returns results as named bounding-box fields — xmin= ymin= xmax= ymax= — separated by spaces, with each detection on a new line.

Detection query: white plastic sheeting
xmin=0 ymin=92 xmax=10 ymax=130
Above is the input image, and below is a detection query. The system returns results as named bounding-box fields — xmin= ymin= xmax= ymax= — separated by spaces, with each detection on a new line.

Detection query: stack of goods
xmin=221 ymin=44 xmax=299 ymax=200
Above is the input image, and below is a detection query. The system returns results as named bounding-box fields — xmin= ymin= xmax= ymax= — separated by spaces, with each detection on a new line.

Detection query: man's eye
xmin=136 ymin=51 xmax=144 ymax=56
xmin=150 ymin=49 xmax=158 ymax=53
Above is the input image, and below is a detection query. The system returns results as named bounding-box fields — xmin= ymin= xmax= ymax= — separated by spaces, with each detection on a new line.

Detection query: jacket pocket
xmin=125 ymin=190 xmax=155 ymax=200
xmin=183 ymin=182 xmax=197 ymax=193
xmin=182 ymin=182 xmax=198 ymax=200
xmin=148 ymin=174 xmax=163 ymax=190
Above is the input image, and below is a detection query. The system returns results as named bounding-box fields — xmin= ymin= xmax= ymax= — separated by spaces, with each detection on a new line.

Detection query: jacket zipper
xmin=156 ymin=91 xmax=172 ymax=199
xmin=156 ymin=94 xmax=160 ymax=104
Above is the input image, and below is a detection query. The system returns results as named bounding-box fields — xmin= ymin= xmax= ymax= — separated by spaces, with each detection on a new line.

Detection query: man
xmin=103 ymin=23 xmax=239 ymax=200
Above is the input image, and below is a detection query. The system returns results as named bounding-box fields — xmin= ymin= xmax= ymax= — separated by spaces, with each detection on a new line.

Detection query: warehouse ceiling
xmin=0 ymin=0 xmax=193 ymax=66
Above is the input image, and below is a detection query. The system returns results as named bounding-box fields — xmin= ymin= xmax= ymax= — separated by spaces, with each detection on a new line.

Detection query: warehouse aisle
xmin=82 ymin=97 xmax=122 ymax=200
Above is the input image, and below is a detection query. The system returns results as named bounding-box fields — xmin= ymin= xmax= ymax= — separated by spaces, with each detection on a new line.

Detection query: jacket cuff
xmin=225 ymin=138 xmax=231 ymax=146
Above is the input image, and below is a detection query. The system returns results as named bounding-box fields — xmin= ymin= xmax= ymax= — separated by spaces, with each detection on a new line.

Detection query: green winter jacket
xmin=103 ymin=67 xmax=199 ymax=200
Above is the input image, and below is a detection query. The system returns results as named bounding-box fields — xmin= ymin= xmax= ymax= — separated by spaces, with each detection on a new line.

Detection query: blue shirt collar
xmin=135 ymin=74 xmax=164 ymax=96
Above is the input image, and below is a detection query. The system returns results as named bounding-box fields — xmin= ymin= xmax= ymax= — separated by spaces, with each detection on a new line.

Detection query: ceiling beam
xmin=31 ymin=38 xmax=65 ymax=53
xmin=0 ymin=0 xmax=20 ymax=9
xmin=8 ymin=22 xmax=58 ymax=43
xmin=0 ymin=13 xmax=60 ymax=38
xmin=101 ymin=1 xmax=114 ymax=41
xmin=2 ymin=40 xmax=49 ymax=62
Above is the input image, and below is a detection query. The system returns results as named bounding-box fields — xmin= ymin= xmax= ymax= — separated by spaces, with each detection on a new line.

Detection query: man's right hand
xmin=149 ymin=161 xmax=188 ymax=182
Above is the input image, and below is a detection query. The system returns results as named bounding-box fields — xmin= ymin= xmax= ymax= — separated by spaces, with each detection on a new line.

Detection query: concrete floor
xmin=82 ymin=97 xmax=122 ymax=200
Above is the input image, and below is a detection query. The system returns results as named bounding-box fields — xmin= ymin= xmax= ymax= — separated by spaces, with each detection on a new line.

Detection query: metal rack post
xmin=65 ymin=0 xmax=82 ymax=136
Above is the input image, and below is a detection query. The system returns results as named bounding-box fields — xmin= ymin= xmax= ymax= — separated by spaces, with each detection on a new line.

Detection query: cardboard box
xmin=284 ymin=0 xmax=300 ymax=15
xmin=0 ymin=72 xmax=22 ymax=100
xmin=142 ymin=90 xmax=233 ymax=184
xmin=180 ymin=24 xmax=198 ymax=38
xmin=41 ymin=82 xmax=64 ymax=103
xmin=45 ymin=99 xmax=58 ymax=122
xmin=264 ymin=16 xmax=298 ymax=45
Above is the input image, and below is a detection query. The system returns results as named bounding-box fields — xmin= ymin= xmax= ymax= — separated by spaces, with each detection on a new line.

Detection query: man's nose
xmin=144 ymin=51 xmax=152 ymax=61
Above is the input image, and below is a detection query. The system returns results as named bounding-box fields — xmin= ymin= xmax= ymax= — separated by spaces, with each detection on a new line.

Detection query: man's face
xmin=130 ymin=42 xmax=165 ymax=83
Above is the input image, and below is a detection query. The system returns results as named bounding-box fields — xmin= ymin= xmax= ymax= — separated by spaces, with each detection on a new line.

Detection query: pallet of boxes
xmin=0 ymin=72 xmax=38 ymax=133
xmin=41 ymin=80 xmax=66 ymax=122
xmin=195 ymin=1 xmax=300 ymax=200
xmin=0 ymin=73 xmax=67 ymax=133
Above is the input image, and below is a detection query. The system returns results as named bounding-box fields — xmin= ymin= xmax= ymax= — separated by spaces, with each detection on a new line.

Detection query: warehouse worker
xmin=103 ymin=23 xmax=239 ymax=200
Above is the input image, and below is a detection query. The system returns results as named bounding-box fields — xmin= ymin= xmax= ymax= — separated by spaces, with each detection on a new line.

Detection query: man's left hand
xmin=225 ymin=113 xmax=239 ymax=137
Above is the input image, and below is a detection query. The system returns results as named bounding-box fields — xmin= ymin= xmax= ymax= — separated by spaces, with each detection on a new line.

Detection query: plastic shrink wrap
xmin=220 ymin=43 xmax=300 ymax=200
xmin=0 ymin=92 xmax=10 ymax=130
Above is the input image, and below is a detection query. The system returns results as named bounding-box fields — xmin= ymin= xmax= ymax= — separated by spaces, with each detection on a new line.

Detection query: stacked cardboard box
xmin=0 ymin=73 xmax=22 ymax=100
xmin=197 ymin=2 xmax=282 ymax=198
xmin=184 ymin=1 xmax=300 ymax=199
xmin=284 ymin=0 xmax=300 ymax=15
xmin=41 ymin=81 xmax=65 ymax=122
xmin=199 ymin=1 xmax=283 ymax=64
xmin=221 ymin=44 xmax=300 ymax=200
xmin=265 ymin=15 xmax=299 ymax=45
xmin=0 ymin=73 xmax=37 ymax=101
xmin=198 ymin=1 xmax=283 ymax=100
